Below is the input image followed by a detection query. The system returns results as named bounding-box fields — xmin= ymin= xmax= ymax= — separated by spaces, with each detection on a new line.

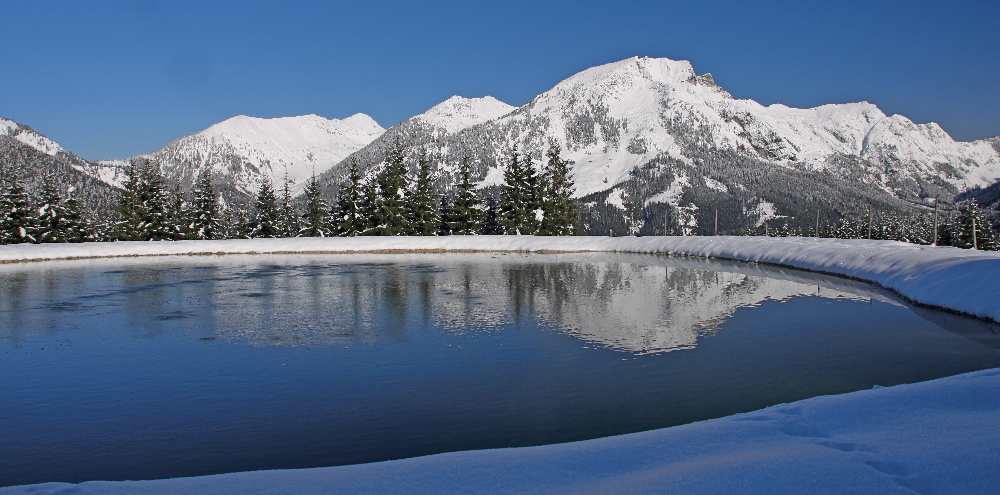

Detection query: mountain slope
xmin=316 ymin=56 xmax=1000 ymax=235
xmin=97 ymin=113 xmax=385 ymax=204
xmin=0 ymin=118 xmax=119 ymax=212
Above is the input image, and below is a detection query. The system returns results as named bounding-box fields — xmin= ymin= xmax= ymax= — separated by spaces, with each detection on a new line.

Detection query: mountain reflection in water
xmin=0 ymin=253 xmax=894 ymax=353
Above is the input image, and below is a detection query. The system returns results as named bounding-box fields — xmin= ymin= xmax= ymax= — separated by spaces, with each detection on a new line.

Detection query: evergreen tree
xmin=499 ymin=146 xmax=540 ymax=235
xmin=480 ymin=194 xmax=504 ymax=235
xmin=358 ymin=178 xmax=380 ymax=235
xmin=34 ymin=174 xmax=65 ymax=243
xmin=59 ymin=194 xmax=95 ymax=243
xmin=538 ymin=144 xmax=578 ymax=235
xmin=0 ymin=169 xmax=38 ymax=244
xmin=300 ymin=174 xmax=330 ymax=237
xmin=246 ymin=178 xmax=281 ymax=238
xmin=334 ymin=161 xmax=364 ymax=236
xmin=278 ymin=175 xmax=300 ymax=237
xmin=406 ymin=151 xmax=439 ymax=236
xmin=190 ymin=169 xmax=222 ymax=240
xmin=446 ymin=156 xmax=483 ymax=235
xmin=437 ymin=195 xmax=453 ymax=236
xmin=136 ymin=162 xmax=174 ymax=241
xmin=114 ymin=160 xmax=145 ymax=241
xmin=947 ymin=200 xmax=998 ymax=250
xmin=114 ymin=160 xmax=174 ymax=241
xmin=372 ymin=142 xmax=409 ymax=236
xmin=167 ymin=184 xmax=191 ymax=240
xmin=33 ymin=175 xmax=94 ymax=243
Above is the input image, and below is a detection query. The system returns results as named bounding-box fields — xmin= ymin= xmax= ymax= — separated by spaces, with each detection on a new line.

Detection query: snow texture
xmin=415 ymin=95 xmax=515 ymax=134
xmin=3 ymin=236 xmax=1000 ymax=494
xmin=463 ymin=56 xmax=1000 ymax=198
xmin=95 ymin=113 xmax=385 ymax=195
xmin=1 ymin=118 xmax=64 ymax=156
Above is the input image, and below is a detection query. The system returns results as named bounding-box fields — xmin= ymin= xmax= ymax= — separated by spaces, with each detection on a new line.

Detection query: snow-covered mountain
xmin=0 ymin=117 xmax=119 ymax=211
xmin=96 ymin=113 xmax=385 ymax=202
xmin=317 ymin=56 xmax=1000 ymax=235
xmin=313 ymin=95 xmax=516 ymax=188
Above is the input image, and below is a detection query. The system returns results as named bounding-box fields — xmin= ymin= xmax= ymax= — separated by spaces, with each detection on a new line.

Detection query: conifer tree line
xmin=2 ymin=146 xmax=997 ymax=249
xmin=745 ymin=200 xmax=998 ymax=250
xmin=0 ymin=142 xmax=580 ymax=244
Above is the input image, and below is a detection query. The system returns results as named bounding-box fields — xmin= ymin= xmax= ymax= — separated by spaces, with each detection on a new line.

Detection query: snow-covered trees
xmin=499 ymin=146 xmax=540 ymax=235
xmin=371 ymin=142 xmax=410 ymax=236
xmin=1 ymin=168 xmax=39 ymax=244
xmin=407 ymin=152 xmax=439 ymax=236
xmin=245 ymin=177 xmax=282 ymax=238
xmin=334 ymin=161 xmax=364 ymax=237
xmin=444 ymin=157 xmax=482 ymax=235
xmin=113 ymin=160 xmax=176 ymax=241
xmin=190 ymin=169 xmax=222 ymax=240
xmin=301 ymin=175 xmax=331 ymax=237
xmin=538 ymin=144 xmax=577 ymax=236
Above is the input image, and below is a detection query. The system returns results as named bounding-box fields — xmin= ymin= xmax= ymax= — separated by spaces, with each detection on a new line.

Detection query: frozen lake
xmin=3 ymin=252 xmax=1000 ymax=487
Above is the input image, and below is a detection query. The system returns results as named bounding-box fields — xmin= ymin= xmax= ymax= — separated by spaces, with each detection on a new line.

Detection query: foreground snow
xmin=3 ymin=235 xmax=1000 ymax=494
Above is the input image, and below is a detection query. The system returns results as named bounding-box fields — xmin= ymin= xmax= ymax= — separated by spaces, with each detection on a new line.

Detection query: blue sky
xmin=3 ymin=0 xmax=998 ymax=160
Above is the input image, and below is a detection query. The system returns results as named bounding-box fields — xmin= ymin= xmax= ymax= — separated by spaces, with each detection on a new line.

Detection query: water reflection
xmin=0 ymin=253 xmax=903 ymax=354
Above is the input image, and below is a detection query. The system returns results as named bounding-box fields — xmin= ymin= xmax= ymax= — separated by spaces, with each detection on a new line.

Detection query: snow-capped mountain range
xmin=95 ymin=113 xmax=384 ymax=199
xmin=4 ymin=56 xmax=999 ymax=232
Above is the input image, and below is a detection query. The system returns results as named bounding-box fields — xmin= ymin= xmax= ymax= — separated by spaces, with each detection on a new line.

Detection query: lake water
xmin=3 ymin=252 xmax=1000 ymax=487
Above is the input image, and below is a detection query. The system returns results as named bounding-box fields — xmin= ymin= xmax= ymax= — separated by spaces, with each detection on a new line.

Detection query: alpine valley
xmin=3 ymin=56 xmax=999 ymax=235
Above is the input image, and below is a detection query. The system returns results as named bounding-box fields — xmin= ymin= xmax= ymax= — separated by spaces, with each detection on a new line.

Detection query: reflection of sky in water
xmin=0 ymin=253 xmax=900 ymax=354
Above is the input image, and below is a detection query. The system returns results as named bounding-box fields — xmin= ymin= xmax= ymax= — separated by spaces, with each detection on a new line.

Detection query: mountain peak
xmin=415 ymin=95 xmax=515 ymax=133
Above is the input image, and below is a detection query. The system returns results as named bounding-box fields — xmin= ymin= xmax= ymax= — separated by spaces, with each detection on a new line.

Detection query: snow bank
xmin=3 ymin=236 xmax=1000 ymax=494
xmin=2 ymin=235 xmax=998 ymax=322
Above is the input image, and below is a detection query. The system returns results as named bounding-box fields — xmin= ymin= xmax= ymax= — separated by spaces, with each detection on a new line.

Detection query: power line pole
xmin=932 ymin=198 xmax=938 ymax=246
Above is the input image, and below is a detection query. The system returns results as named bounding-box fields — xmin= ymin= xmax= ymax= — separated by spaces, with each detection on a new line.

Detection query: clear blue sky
xmin=3 ymin=0 xmax=998 ymax=160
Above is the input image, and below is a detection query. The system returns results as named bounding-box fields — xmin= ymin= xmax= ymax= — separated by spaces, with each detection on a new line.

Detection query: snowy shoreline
xmin=3 ymin=235 xmax=1000 ymax=494
xmin=2 ymin=235 xmax=999 ymax=322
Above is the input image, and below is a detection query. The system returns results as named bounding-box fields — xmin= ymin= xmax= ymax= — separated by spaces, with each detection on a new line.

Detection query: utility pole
xmin=714 ymin=208 xmax=718 ymax=236
xmin=932 ymin=198 xmax=938 ymax=246
xmin=973 ymin=215 xmax=978 ymax=250
xmin=815 ymin=210 xmax=821 ymax=238
xmin=868 ymin=208 xmax=873 ymax=240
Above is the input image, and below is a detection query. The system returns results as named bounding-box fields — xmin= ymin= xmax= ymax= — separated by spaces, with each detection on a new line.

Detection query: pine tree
xmin=190 ymin=169 xmax=222 ymax=240
xmin=446 ymin=156 xmax=483 ymax=235
xmin=0 ymin=169 xmax=38 ymax=244
xmin=372 ymin=142 xmax=409 ymax=236
xmin=480 ymin=194 xmax=504 ymax=235
xmin=59 ymin=194 xmax=95 ymax=243
xmin=948 ymin=200 xmax=998 ymax=250
xmin=34 ymin=174 xmax=66 ymax=243
xmin=300 ymin=174 xmax=330 ymax=237
xmin=136 ymin=162 xmax=174 ymax=241
xmin=334 ymin=161 xmax=364 ymax=236
xmin=247 ymin=178 xmax=281 ymax=238
xmin=167 ymin=184 xmax=191 ymax=240
xmin=437 ymin=195 xmax=453 ymax=236
xmin=358 ymin=178 xmax=379 ymax=235
xmin=278 ymin=175 xmax=300 ymax=237
xmin=114 ymin=160 xmax=145 ymax=241
xmin=538 ymin=144 xmax=578 ymax=235
xmin=499 ymin=146 xmax=540 ymax=235
xmin=406 ymin=151 xmax=439 ymax=236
